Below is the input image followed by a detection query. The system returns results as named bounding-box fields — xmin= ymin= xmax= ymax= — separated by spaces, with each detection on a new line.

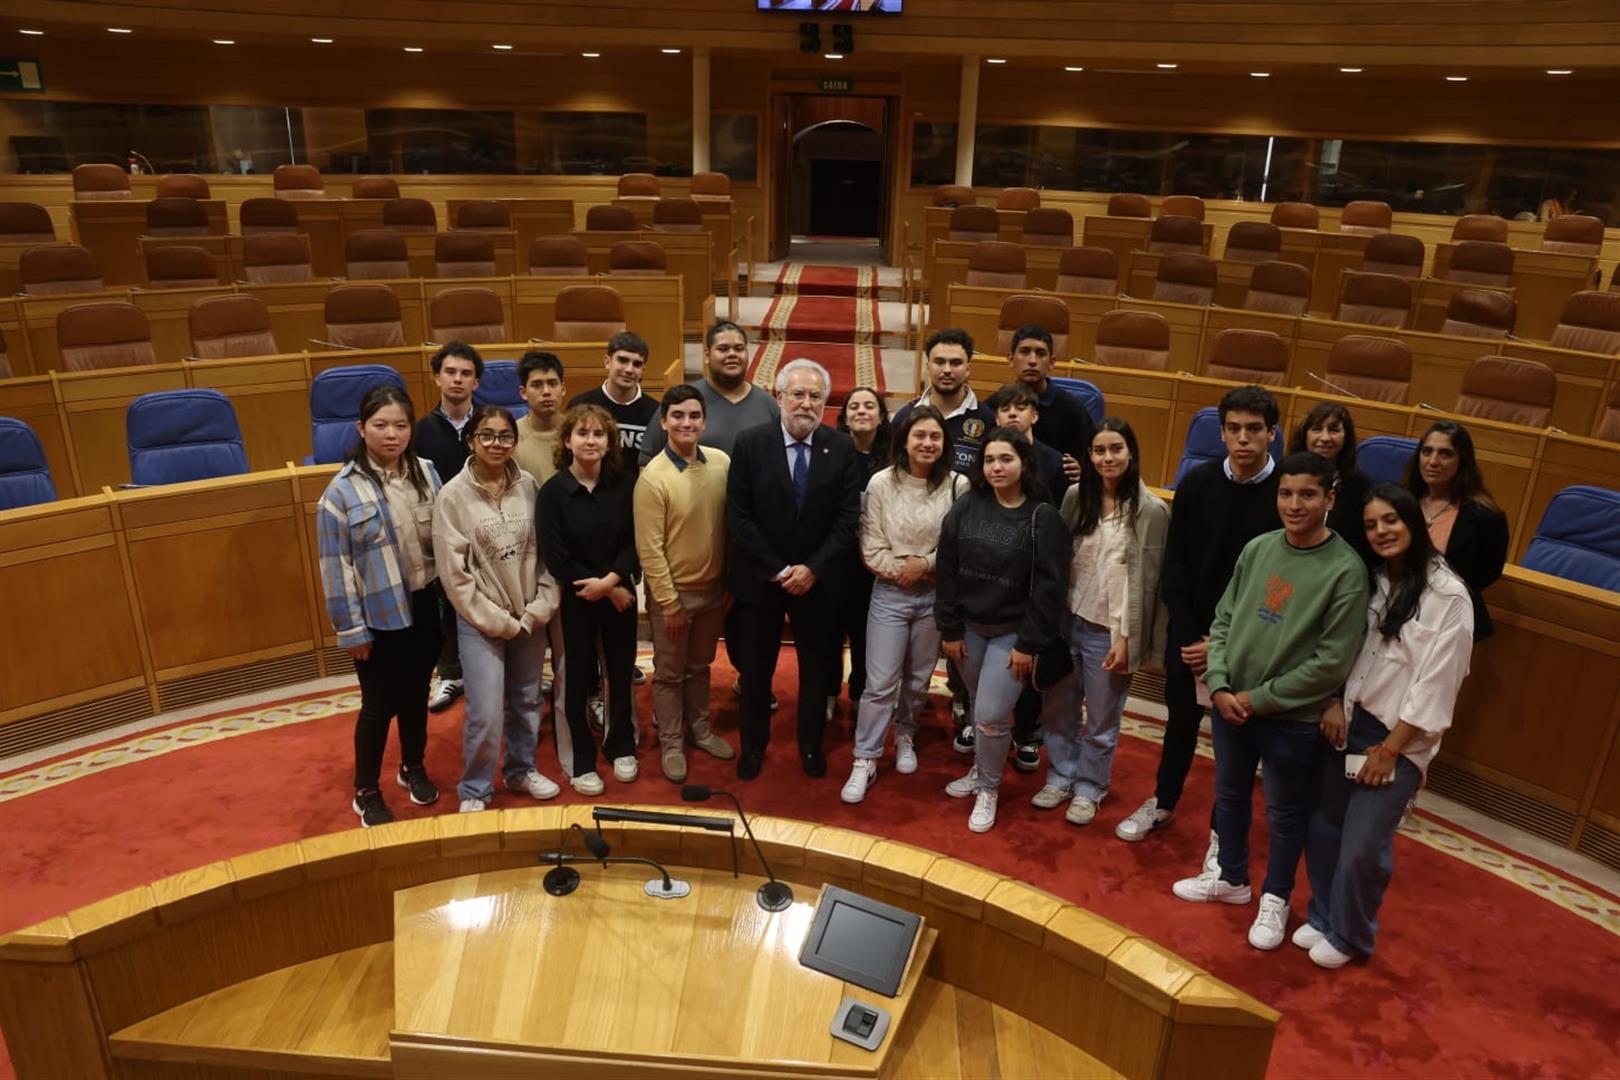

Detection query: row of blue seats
xmin=1 ymin=372 xmax=1617 ymax=594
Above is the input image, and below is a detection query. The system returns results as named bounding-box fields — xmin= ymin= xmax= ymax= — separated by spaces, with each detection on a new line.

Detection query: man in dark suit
xmin=726 ymin=358 xmax=863 ymax=781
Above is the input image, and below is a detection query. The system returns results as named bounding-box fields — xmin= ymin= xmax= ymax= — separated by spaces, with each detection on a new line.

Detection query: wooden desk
xmin=613 ymin=197 xmax=737 ymax=291
xmin=129 ymin=285 xmax=236 ymax=364
xmin=401 ymin=230 xmax=518 ymax=278
xmin=512 ymin=274 xmax=685 ymax=387
xmin=70 ymin=199 xmax=229 ymax=286
xmin=243 ymin=279 xmax=428 ymax=354
xmin=18 ymin=287 xmax=138 ymax=376
xmin=1125 ymin=251 xmax=1259 ymax=308
xmin=1080 ymin=216 xmax=1215 ymax=290
xmin=923 ymin=206 xmax=1028 ymax=298
xmin=251 ymin=199 xmax=346 ymax=277
xmin=137 ymin=235 xmax=233 ymax=287
xmin=576 ymin=230 xmax=714 ymax=336
xmin=0 ymin=240 xmax=38 ymax=298
xmin=448 ymin=198 xmax=574 ymax=270
xmin=940 ymin=283 xmax=1116 ymax=364
xmin=1411 ymin=277 xmax=1516 ymax=335
xmin=1432 ymin=242 xmax=1600 ymax=341
xmin=1308 ymin=233 xmax=1371 ymax=316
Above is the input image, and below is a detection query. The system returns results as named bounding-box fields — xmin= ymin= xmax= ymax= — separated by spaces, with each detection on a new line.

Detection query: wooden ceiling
xmin=7 ymin=0 xmax=1620 ymax=73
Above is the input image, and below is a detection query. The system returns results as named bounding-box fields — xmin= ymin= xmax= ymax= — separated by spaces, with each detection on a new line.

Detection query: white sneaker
xmin=612 ymin=756 xmax=638 ymax=783
xmin=841 ymin=759 xmax=877 ymax=804
xmin=1065 ymin=795 xmax=1099 ymax=825
xmin=1114 ymin=796 xmax=1173 ymax=841
xmin=945 ymin=766 xmax=980 ymax=799
xmin=1171 ymin=870 xmax=1252 ymax=905
xmin=1248 ymin=893 xmax=1289 ymax=950
xmin=570 ymin=771 xmax=605 ymax=796
xmin=458 ymin=797 xmax=488 ymax=813
xmin=428 ymin=679 xmax=463 ymax=712
xmin=894 ymin=734 xmax=918 ymax=774
xmin=587 ymin=696 xmax=605 ymax=732
xmin=506 ymin=770 xmax=560 ymax=801
xmin=1030 ymin=784 xmax=1069 ymax=810
xmin=1309 ymin=936 xmax=1355 ymax=969
xmin=968 ymin=790 xmax=998 ymax=833
xmin=1202 ymin=830 xmax=1221 ymax=875
xmin=1292 ymin=923 xmax=1326 ymax=950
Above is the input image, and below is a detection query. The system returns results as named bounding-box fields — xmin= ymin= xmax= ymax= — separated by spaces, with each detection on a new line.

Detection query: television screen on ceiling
xmin=758 ymin=1 xmax=900 ymax=11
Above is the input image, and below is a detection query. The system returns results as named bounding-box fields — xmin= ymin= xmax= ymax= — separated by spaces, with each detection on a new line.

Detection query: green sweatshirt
xmin=1205 ymin=530 xmax=1370 ymax=723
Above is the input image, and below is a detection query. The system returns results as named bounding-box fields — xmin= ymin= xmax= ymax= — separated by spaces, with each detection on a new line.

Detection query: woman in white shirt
xmin=840 ymin=405 xmax=966 ymax=804
xmin=1043 ymin=418 xmax=1170 ymax=825
xmin=1299 ymin=483 xmax=1473 ymax=969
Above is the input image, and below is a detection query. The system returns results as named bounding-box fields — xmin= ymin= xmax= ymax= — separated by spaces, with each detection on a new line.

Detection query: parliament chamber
xmin=1 ymin=3 xmax=1619 ymax=1078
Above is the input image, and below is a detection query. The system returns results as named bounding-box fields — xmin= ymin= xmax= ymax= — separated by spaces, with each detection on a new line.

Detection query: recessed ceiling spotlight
xmin=213 ymin=39 xmax=235 ymax=45
xmin=107 ymin=27 xmax=133 ymax=34
xmin=1064 ymin=66 xmax=1084 ymax=72
xmin=1156 ymin=62 xmax=1178 ymax=69
xmin=986 ymin=58 xmax=1007 ymax=64
xmin=662 ymin=48 xmax=681 ymax=54
xmin=1250 ymin=71 xmax=1270 ymax=77
xmin=19 ymin=29 xmax=44 ymax=36
xmin=311 ymin=37 xmax=333 ymax=44
xmin=1546 ymin=69 xmax=1573 ymax=75
xmin=1339 ymin=67 xmax=1362 ymax=73
xmin=1445 ymin=75 xmax=1468 ymax=82
xmin=492 ymin=44 xmax=514 ymax=50
xmin=403 ymin=46 xmax=423 ymax=52
xmin=824 ymin=53 xmax=845 ymax=60
xmin=582 ymin=51 xmax=600 ymax=58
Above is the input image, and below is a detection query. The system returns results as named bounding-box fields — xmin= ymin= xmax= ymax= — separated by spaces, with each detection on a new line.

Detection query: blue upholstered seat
xmin=1047 ymin=376 xmax=1105 ymax=426
xmin=1522 ymin=485 xmax=1620 ymax=593
xmin=471 ymin=359 xmax=530 ymax=420
xmin=1357 ymin=435 xmax=1419 ymax=487
xmin=0 ymin=417 xmax=57 ymax=509
xmin=309 ymin=365 xmax=408 ymax=465
xmin=126 ymin=390 xmax=251 ymax=486
xmin=1171 ymin=407 xmax=1285 ymax=488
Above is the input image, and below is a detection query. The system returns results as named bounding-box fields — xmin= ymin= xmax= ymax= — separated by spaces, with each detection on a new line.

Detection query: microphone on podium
xmin=682 ymin=784 xmax=793 ymax=912
xmin=541 ymin=821 xmax=691 ymax=900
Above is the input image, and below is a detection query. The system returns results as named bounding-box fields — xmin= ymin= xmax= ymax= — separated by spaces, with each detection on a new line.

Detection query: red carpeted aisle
xmin=749 ymin=265 xmax=885 ymax=407
xmin=2 ymin=652 xmax=1618 ymax=1079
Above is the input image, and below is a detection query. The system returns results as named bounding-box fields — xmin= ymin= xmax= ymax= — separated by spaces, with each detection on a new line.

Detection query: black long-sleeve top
xmin=1442 ymin=499 xmax=1510 ymax=640
xmin=935 ymin=492 xmax=1071 ymax=654
xmin=1160 ymin=459 xmax=1281 ymax=639
xmin=536 ymin=466 xmax=639 ymax=595
xmin=1328 ymin=467 xmax=1376 ymax=568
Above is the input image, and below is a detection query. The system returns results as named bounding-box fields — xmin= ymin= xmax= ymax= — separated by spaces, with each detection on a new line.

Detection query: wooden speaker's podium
xmin=390 ymin=866 xmax=936 ymax=1077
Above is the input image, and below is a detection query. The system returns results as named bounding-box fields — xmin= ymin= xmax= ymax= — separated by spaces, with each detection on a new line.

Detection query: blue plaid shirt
xmin=316 ymin=459 xmax=442 ymax=648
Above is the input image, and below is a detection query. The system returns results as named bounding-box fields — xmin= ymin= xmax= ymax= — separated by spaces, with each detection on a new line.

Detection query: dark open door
xmin=769 ymin=93 xmax=794 ymax=261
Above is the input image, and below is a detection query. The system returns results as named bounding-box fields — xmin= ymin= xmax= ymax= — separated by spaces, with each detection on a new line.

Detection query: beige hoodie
xmin=432 ymin=460 xmax=559 ymax=640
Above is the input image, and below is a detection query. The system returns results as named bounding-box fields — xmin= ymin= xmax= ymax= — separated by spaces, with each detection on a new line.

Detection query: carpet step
xmin=747 ymin=340 xmax=884 ymax=404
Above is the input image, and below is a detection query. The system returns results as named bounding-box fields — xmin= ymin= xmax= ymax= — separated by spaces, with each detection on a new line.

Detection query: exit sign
xmin=0 ymin=59 xmax=43 ymax=93
xmin=819 ymin=78 xmax=853 ymax=93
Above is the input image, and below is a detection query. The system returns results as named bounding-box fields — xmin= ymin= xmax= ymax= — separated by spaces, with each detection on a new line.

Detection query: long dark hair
xmin=1404 ymin=420 xmax=1499 ymax=513
xmin=348 ymin=385 xmax=432 ymax=499
xmin=1365 ymin=483 xmax=1436 ymax=640
xmin=970 ymin=426 xmax=1048 ymax=503
xmin=1288 ymin=401 xmax=1359 ymax=479
xmin=837 ymin=386 xmax=893 ymax=473
xmin=888 ymin=404 xmax=954 ymax=492
xmin=1073 ymin=417 xmax=1142 ymax=537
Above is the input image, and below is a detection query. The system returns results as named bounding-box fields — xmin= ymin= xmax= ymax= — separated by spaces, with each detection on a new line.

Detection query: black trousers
xmin=732 ymin=592 xmax=836 ymax=757
xmin=1013 ymin=685 xmax=1042 ymax=745
xmin=436 ymin=587 xmax=462 ymax=681
xmin=558 ymin=593 xmax=639 ymax=776
xmin=1156 ymin=613 xmax=1215 ymax=824
xmin=353 ymin=585 xmax=443 ymax=791
xmin=829 ymin=565 xmax=874 ymax=704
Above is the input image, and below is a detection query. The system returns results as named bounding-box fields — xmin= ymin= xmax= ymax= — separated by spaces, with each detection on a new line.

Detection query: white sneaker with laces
xmin=945 ymin=766 xmax=980 ymax=799
xmin=1114 ymin=796 xmax=1172 ymax=841
xmin=612 ymin=756 xmax=638 ymax=783
xmin=458 ymin=797 xmax=488 ymax=813
xmin=1030 ymin=784 xmax=1069 ymax=810
xmin=1292 ymin=923 xmax=1326 ymax=950
xmin=841 ymin=759 xmax=877 ymax=804
xmin=428 ymin=679 xmax=463 ymax=713
xmin=570 ymin=771 xmax=605 ymax=796
xmin=894 ymin=734 xmax=918 ymax=774
xmin=968 ymin=790 xmax=998 ymax=833
xmin=1065 ymin=795 xmax=1099 ymax=825
xmin=506 ymin=770 xmax=560 ymax=801
xmin=1171 ymin=870 xmax=1252 ymax=905
xmin=587 ymin=696 xmax=605 ymax=732
xmin=1202 ymin=830 xmax=1221 ymax=875
xmin=1248 ymin=893 xmax=1289 ymax=950
xmin=1309 ymin=936 xmax=1356 ymax=969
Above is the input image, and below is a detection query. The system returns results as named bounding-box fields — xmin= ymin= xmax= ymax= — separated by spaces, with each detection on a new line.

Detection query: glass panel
xmin=1312 ymin=139 xmax=1489 ymax=214
xmin=710 ymin=113 xmax=758 ymax=182
xmin=209 ymin=106 xmax=302 ymax=174
xmin=0 ymin=100 xmax=211 ymax=173
xmin=1169 ymin=133 xmax=1311 ymax=202
xmin=910 ymin=120 xmax=957 ymax=187
xmin=1486 ymin=148 xmax=1620 ymax=225
xmin=525 ymin=111 xmax=691 ymax=176
xmin=363 ymin=109 xmax=516 ymax=174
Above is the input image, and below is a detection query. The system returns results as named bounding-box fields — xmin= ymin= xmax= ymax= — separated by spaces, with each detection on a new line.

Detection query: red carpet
xmin=759 ymin=293 xmax=880 ymax=345
xmin=774 ymin=264 xmax=876 ymax=298
xmin=2 ymin=651 xmax=1619 ymax=1079
xmin=751 ymin=264 xmax=886 ymax=406
xmin=748 ymin=339 xmax=884 ymax=408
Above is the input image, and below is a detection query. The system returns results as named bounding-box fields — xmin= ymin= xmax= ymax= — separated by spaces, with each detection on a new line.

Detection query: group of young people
xmin=317 ymin=316 xmax=1509 ymax=971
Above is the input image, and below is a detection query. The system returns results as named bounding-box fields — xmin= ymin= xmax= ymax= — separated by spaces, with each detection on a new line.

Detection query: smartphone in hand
xmin=1344 ymin=753 xmax=1368 ymax=779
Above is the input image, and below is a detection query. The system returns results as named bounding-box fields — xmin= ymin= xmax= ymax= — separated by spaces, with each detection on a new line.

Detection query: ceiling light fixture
xmin=1250 ymin=71 xmax=1270 ymax=77
xmin=19 ymin=29 xmax=44 ymax=36
xmin=311 ymin=37 xmax=333 ymax=44
xmin=1546 ymin=69 xmax=1573 ymax=75
xmin=404 ymin=46 xmax=423 ymax=52
xmin=492 ymin=44 xmax=514 ymax=50
xmin=662 ymin=48 xmax=681 ymax=54
xmin=824 ymin=53 xmax=844 ymax=60
xmin=1445 ymin=75 xmax=1468 ymax=82
xmin=582 ymin=51 xmax=600 ymax=58
xmin=986 ymin=58 xmax=1006 ymax=64
xmin=107 ymin=27 xmax=133 ymax=34
xmin=1156 ymin=62 xmax=1177 ymax=69
xmin=213 ymin=39 xmax=235 ymax=45
xmin=1064 ymin=66 xmax=1084 ymax=72
xmin=1339 ymin=67 xmax=1362 ymax=73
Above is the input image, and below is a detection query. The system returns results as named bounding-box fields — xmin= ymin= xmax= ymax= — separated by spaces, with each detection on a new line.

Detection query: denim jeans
xmin=1212 ymin=711 xmax=1323 ymax=900
xmin=963 ymin=624 xmax=1067 ymax=792
xmin=456 ymin=614 xmax=547 ymax=802
xmin=1305 ymin=705 xmax=1423 ymax=958
xmin=852 ymin=583 xmax=939 ymax=760
xmin=1040 ymin=617 xmax=1132 ymax=803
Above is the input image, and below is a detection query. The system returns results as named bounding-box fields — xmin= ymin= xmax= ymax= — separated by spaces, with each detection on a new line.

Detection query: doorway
xmin=769 ymin=94 xmax=892 ymax=261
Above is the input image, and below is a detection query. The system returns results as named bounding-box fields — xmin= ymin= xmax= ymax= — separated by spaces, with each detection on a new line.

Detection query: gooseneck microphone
xmin=539 ymin=823 xmax=691 ymax=900
xmin=543 ymin=822 xmax=595 ymax=896
xmin=682 ymin=784 xmax=794 ymax=912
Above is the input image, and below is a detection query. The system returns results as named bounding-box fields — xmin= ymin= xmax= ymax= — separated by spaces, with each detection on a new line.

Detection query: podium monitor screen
xmin=798 ymin=885 xmax=921 ymax=998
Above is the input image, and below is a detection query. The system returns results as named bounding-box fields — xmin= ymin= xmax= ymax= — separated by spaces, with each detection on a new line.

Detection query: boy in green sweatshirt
xmin=1172 ymin=451 xmax=1369 ymax=954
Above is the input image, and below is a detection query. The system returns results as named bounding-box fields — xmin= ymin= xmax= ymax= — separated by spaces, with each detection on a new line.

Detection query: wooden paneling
xmin=70 ymin=200 xmax=229 ymax=287
xmin=512 ymin=274 xmax=685 ymax=380
xmin=1432 ymin=243 xmax=1600 ymax=341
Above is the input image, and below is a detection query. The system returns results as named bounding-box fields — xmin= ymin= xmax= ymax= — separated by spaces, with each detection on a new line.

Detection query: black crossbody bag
xmin=1027 ymin=503 xmax=1074 ymax=691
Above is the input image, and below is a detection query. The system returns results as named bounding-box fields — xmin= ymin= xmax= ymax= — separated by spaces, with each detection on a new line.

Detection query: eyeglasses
xmin=474 ymin=430 xmax=517 ymax=447
xmin=784 ymin=388 xmax=826 ymax=403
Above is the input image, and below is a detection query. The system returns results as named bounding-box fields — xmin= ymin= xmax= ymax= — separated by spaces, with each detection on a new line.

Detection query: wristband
xmin=1370 ymin=742 xmax=1398 ymax=760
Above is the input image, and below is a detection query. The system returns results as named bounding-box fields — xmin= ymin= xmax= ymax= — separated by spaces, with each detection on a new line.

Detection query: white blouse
xmin=861 ymin=467 xmax=967 ymax=581
xmin=1342 ymin=559 xmax=1475 ymax=772
xmin=1067 ymin=508 xmax=1130 ymax=638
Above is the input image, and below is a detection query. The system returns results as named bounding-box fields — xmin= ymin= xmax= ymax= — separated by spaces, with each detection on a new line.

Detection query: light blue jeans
xmin=1040 ymin=617 xmax=1133 ymax=803
xmin=963 ymin=624 xmax=1067 ymax=793
xmin=852 ymin=583 xmax=939 ymax=760
xmin=456 ymin=614 xmax=547 ymax=802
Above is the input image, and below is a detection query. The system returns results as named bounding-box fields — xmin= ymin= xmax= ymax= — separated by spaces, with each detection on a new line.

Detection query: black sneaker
xmin=352 ymin=788 xmax=394 ymax=828
xmin=953 ymin=726 xmax=976 ymax=754
xmin=396 ymin=764 xmax=439 ymax=806
xmin=1013 ymin=742 xmax=1041 ymax=772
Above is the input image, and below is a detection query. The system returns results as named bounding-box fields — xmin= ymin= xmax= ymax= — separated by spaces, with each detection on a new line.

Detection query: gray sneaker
xmin=1115 ymin=796 xmax=1173 ymax=841
xmin=1030 ymin=784 xmax=1069 ymax=810
xmin=945 ymin=765 xmax=981 ymax=799
xmin=1066 ymin=795 xmax=1099 ymax=826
